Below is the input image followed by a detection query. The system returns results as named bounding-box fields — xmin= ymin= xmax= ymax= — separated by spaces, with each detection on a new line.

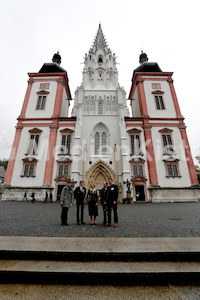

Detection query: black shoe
xmin=81 ymin=222 xmax=85 ymax=225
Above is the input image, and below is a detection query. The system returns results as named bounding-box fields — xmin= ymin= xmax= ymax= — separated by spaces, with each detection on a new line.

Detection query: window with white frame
xmin=27 ymin=129 xmax=42 ymax=155
xmin=152 ymin=90 xmax=165 ymax=110
xmin=164 ymin=160 xmax=181 ymax=178
xmin=162 ymin=134 xmax=174 ymax=154
xmin=159 ymin=128 xmax=174 ymax=155
xmin=130 ymin=134 xmax=141 ymax=155
xmin=130 ymin=158 xmax=145 ymax=178
xmin=21 ymin=158 xmax=37 ymax=177
xmin=58 ymin=164 xmax=69 ymax=177
xmin=36 ymin=95 xmax=46 ymax=110
xmin=133 ymin=164 xmax=144 ymax=177
xmin=61 ymin=134 xmax=71 ymax=154
xmin=155 ymin=95 xmax=165 ymax=110
xmin=36 ymin=90 xmax=49 ymax=110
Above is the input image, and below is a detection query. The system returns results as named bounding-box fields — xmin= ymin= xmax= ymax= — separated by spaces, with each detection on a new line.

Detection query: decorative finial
xmin=99 ymin=21 xmax=101 ymax=26
xmin=52 ymin=51 xmax=61 ymax=65
xmin=139 ymin=50 xmax=148 ymax=64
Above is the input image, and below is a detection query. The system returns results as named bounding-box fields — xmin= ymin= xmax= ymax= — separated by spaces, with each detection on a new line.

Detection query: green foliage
xmin=0 ymin=159 xmax=8 ymax=170
xmin=195 ymin=155 xmax=200 ymax=183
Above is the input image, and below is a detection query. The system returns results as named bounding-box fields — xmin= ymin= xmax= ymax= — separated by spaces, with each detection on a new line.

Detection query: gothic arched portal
xmin=86 ymin=160 xmax=115 ymax=190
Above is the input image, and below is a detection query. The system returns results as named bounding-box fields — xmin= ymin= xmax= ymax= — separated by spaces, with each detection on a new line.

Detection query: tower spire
xmin=90 ymin=23 xmax=110 ymax=54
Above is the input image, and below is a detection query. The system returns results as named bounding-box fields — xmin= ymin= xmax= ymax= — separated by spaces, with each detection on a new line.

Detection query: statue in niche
xmin=98 ymin=73 xmax=103 ymax=81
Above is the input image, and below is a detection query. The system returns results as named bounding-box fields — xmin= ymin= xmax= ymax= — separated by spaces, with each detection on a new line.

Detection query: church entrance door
xmin=135 ymin=185 xmax=145 ymax=201
xmin=57 ymin=184 xmax=65 ymax=201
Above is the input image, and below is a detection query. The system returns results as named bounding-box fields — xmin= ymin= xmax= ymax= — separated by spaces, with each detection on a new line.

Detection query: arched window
xmin=95 ymin=132 xmax=100 ymax=155
xmin=98 ymin=56 xmax=103 ymax=63
xmin=102 ymin=132 xmax=106 ymax=155
xmin=93 ymin=123 xmax=109 ymax=156
xmin=98 ymin=102 xmax=103 ymax=115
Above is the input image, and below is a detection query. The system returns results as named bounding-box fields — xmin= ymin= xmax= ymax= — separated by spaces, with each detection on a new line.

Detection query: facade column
xmin=168 ymin=78 xmax=182 ymax=117
xmin=179 ymin=126 xmax=199 ymax=185
xmin=4 ymin=126 xmax=23 ymax=185
xmin=83 ymin=144 xmax=87 ymax=182
xmin=43 ymin=125 xmax=58 ymax=185
xmin=143 ymin=126 xmax=159 ymax=185
xmin=19 ymin=79 xmax=34 ymax=118
xmin=137 ymin=78 xmax=149 ymax=116
xmin=52 ymin=79 xmax=64 ymax=117
xmin=114 ymin=144 xmax=118 ymax=184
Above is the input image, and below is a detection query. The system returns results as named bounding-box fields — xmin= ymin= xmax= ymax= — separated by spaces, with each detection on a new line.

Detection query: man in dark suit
xmin=106 ymin=177 xmax=118 ymax=227
xmin=100 ymin=181 xmax=108 ymax=226
xmin=74 ymin=180 xmax=86 ymax=225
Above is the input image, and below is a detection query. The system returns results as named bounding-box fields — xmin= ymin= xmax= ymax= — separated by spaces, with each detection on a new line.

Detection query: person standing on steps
xmin=100 ymin=182 xmax=108 ymax=226
xmin=106 ymin=178 xmax=118 ymax=227
xmin=86 ymin=183 xmax=98 ymax=225
xmin=60 ymin=179 xmax=73 ymax=225
xmin=74 ymin=180 xmax=86 ymax=225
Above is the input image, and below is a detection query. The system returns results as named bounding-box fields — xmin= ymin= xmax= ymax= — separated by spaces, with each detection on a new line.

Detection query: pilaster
xmin=19 ymin=78 xmax=34 ymax=118
xmin=4 ymin=125 xmax=23 ymax=184
xmin=43 ymin=125 xmax=58 ymax=185
xmin=52 ymin=78 xmax=64 ymax=118
xmin=179 ymin=126 xmax=199 ymax=185
xmin=143 ymin=123 xmax=159 ymax=185
xmin=136 ymin=77 xmax=148 ymax=116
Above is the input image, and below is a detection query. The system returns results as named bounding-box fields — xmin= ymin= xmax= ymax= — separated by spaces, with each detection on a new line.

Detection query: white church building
xmin=3 ymin=24 xmax=200 ymax=202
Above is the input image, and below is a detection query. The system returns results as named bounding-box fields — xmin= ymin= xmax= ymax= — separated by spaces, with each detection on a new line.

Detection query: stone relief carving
xmin=82 ymin=95 xmax=118 ymax=114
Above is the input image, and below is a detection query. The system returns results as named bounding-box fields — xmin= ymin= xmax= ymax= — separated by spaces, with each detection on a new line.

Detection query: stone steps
xmin=1 ymin=259 xmax=200 ymax=285
xmin=0 ymin=236 xmax=200 ymax=284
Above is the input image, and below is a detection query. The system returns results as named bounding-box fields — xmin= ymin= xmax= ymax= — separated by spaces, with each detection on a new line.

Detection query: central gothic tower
xmin=71 ymin=24 xmax=130 ymax=199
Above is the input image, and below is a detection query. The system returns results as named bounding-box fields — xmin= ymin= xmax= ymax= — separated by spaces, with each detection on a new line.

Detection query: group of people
xmin=60 ymin=178 xmax=118 ymax=227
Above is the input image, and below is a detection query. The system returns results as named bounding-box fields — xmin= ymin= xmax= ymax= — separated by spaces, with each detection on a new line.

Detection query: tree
xmin=195 ymin=155 xmax=200 ymax=183
xmin=0 ymin=159 xmax=8 ymax=170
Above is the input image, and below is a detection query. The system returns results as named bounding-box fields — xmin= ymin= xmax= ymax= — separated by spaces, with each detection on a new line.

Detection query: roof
xmin=39 ymin=62 xmax=67 ymax=74
xmin=132 ymin=62 xmax=162 ymax=81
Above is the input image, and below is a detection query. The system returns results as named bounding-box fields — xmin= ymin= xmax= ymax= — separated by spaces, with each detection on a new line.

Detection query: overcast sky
xmin=0 ymin=0 xmax=199 ymax=164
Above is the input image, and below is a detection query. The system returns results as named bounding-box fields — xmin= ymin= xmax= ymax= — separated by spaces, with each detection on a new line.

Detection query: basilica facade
xmin=3 ymin=24 xmax=199 ymax=202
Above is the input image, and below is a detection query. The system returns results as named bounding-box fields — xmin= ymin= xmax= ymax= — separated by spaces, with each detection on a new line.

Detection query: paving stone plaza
xmin=0 ymin=201 xmax=200 ymax=238
xmin=1 ymin=201 xmax=200 ymax=300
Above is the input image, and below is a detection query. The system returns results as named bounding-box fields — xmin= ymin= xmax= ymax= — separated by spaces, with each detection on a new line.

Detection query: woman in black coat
xmin=86 ymin=184 xmax=98 ymax=225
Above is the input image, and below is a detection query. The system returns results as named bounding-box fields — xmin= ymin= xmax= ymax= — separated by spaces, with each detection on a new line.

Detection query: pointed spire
xmin=90 ymin=23 xmax=110 ymax=53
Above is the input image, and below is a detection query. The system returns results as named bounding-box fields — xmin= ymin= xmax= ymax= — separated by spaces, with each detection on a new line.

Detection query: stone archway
xmin=86 ymin=160 xmax=115 ymax=190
